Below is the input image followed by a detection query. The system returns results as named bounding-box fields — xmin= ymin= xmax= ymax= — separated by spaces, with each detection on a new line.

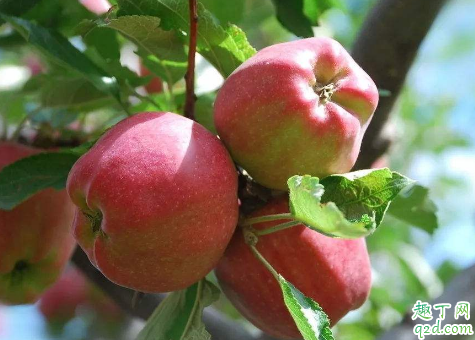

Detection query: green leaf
xmin=32 ymin=75 xmax=113 ymax=111
xmin=195 ymin=92 xmax=217 ymax=134
xmin=386 ymin=184 xmax=438 ymax=234
xmin=136 ymin=280 xmax=219 ymax=340
xmin=287 ymin=169 xmax=414 ymax=238
xmin=23 ymin=0 xmax=94 ymax=37
xmin=320 ymin=169 xmax=414 ymax=226
xmin=270 ymin=0 xmax=344 ymax=37
xmin=270 ymin=0 xmax=314 ymax=38
xmin=288 ymin=175 xmax=373 ymax=238
xmin=0 ymin=14 xmax=123 ymax=106
xmin=199 ymin=0 xmax=245 ymax=24
xmin=0 ymin=151 xmax=80 ymax=210
xmin=0 ymin=0 xmax=40 ymax=16
xmin=278 ymin=275 xmax=334 ymax=340
xmin=95 ymin=15 xmax=188 ymax=85
xmin=116 ymin=0 xmax=256 ymax=77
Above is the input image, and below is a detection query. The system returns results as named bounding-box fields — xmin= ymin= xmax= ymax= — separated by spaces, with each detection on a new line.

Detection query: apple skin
xmin=67 ymin=112 xmax=239 ymax=293
xmin=0 ymin=142 xmax=76 ymax=305
xmin=214 ymin=37 xmax=379 ymax=190
xmin=140 ymin=65 xmax=164 ymax=94
xmin=38 ymin=267 xmax=124 ymax=324
xmin=215 ymin=196 xmax=372 ymax=339
xmin=79 ymin=0 xmax=111 ymax=15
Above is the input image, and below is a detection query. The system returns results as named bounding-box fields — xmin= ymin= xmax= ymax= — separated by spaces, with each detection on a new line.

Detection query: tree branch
xmin=72 ymin=248 xmax=256 ymax=340
xmin=184 ymin=0 xmax=198 ymax=120
xmin=352 ymin=0 xmax=448 ymax=170
xmin=377 ymin=264 xmax=475 ymax=340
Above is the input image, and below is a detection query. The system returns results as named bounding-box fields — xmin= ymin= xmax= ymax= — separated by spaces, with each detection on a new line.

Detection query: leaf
xmin=0 ymin=0 xmax=40 ymax=16
xmin=0 ymin=14 xmax=123 ymax=105
xmin=116 ymin=0 xmax=256 ymax=77
xmin=95 ymin=15 xmax=188 ymax=84
xmin=270 ymin=0 xmax=344 ymax=37
xmin=278 ymin=275 xmax=334 ymax=340
xmin=23 ymin=0 xmax=94 ymax=37
xmin=195 ymin=92 xmax=217 ymax=134
xmin=33 ymin=75 xmax=113 ymax=111
xmin=320 ymin=169 xmax=414 ymax=226
xmin=288 ymin=175 xmax=373 ymax=238
xmin=270 ymin=0 xmax=314 ymax=38
xmin=386 ymin=184 xmax=438 ymax=234
xmin=136 ymin=280 xmax=220 ymax=340
xmin=0 ymin=151 xmax=80 ymax=210
xmin=199 ymin=0 xmax=245 ymax=24
xmin=287 ymin=169 xmax=414 ymax=238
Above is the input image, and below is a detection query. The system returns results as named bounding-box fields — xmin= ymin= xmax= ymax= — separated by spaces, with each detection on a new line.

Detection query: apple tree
xmin=0 ymin=0 xmax=473 ymax=339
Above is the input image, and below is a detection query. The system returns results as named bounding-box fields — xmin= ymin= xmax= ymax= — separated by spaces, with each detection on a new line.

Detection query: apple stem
xmin=184 ymin=0 xmax=198 ymax=120
xmin=249 ymin=244 xmax=280 ymax=281
xmin=315 ymin=83 xmax=335 ymax=104
xmin=240 ymin=213 xmax=294 ymax=226
xmin=256 ymin=220 xmax=301 ymax=236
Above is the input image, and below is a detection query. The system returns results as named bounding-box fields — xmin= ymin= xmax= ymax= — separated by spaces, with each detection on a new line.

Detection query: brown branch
xmin=71 ymin=247 xmax=257 ymax=340
xmin=184 ymin=0 xmax=198 ymax=120
xmin=352 ymin=0 xmax=448 ymax=170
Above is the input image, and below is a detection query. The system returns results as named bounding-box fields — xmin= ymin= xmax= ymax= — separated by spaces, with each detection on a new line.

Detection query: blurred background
xmin=0 ymin=0 xmax=474 ymax=339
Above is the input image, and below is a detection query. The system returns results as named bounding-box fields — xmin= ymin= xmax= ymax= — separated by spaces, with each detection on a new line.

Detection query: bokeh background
xmin=0 ymin=0 xmax=474 ymax=339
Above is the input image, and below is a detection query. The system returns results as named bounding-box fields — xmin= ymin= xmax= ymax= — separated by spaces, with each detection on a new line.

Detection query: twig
xmin=184 ymin=0 xmax=198 ymax=120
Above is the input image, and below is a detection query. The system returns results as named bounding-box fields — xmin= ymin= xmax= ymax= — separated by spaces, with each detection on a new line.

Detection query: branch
xmin=352 ymin=0 xmax=448 ymax=170
xmin=184 ymin=0 xmax=198 ymax=120
xmin=376 ymin=264 xmax=475 ymax=340
xmin=72 ymin=247 xmax=257 ymax=340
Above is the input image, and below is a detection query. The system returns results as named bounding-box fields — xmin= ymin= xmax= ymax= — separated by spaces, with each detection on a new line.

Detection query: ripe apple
xmin=38 ymin=268 xmax=88 ymax=324
xmin=79 ymin=0 xmax=111 ymax=15
xmin=140 ymin=64 xmax=164 ymax=94
xmin=38 ymin=267 xmax=124 ymax=324
xmin=0 ymin=142 xmax=76 ymax=305
xmin=214 ymin=37 xmax=379 ymax=190
xmin=67 ymin=112 xmax=239 ymax=292
xmin=215 ymin=196 xmax=372 ymax=339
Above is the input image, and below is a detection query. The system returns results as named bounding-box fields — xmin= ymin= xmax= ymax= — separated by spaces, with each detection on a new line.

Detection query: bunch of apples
xmin=0 ymin=35 xmax=378 ymax=339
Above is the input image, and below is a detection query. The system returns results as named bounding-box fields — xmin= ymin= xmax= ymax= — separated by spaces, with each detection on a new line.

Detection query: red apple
xmin=38 ymin=267 xmax=124 ymax=324
xmin=79 ymin=0 xmax=111 ymax=15
xmin=215 ymin=196 xmax=372 ymax=339
xmin=214 ymin=37 xmax=379 ymax=190
xmin=38 ymin=268 xmax=88 ymax=323
xmin=140 ymin=64 xmax=164 ymax=94
xmin=0 ymin=142 xmax=76 ymax=305
xmin=67 ymin=112 xmax=239 ymax=292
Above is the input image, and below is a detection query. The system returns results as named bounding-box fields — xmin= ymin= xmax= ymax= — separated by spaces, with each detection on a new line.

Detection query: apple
xmin=67 ymin=112 xmax=239 ymax=292
xmin=140 ymin=64 xmax=164 ymax=94
xmin=0 ymin=142 xmax=76 ymax=305
xmin=38 ymin=268 xmax=88 ymax=324
xmin=215 ymin=196 xmax=372 ymax=339
xmin=79 ymin=0 xmax=111 ymax=15
xmin=214 ymin=37 xmax=379 ymax=190
xmin=38 ymin=267 xmax=124 ymax=324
